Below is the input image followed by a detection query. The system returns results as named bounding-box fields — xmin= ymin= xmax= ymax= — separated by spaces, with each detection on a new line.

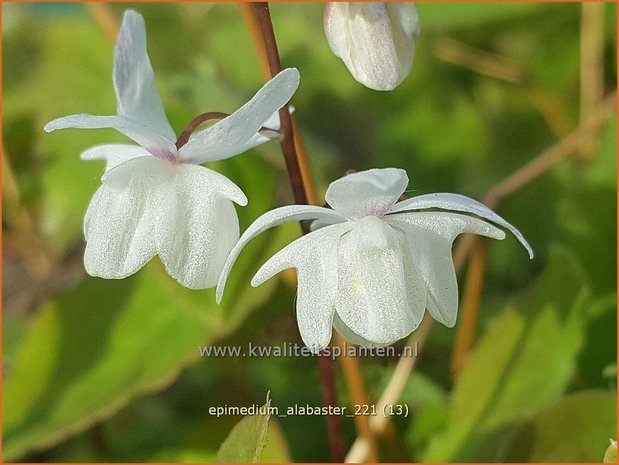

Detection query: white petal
xmin=216 ymin=204 xmax=347 ymax=303
xmin=332 ymin=312 xmax=393 ymax=348
xmin=44 ymin=114 xmax=177 ymax=158
xmin=334 ymin=216 xmax=426 ymax=346
xmin=252 ymin=223 xmax=352 ymax=352
xmin=325 ymin=168 xmax=408 ymax=218
xmin=82 ymin=157 xmax=172 ymax=278
xmin=101 ymin=152 xmax=176 ymax=189
xmin=155 ymin=164 xmax=247 ymax=289
xmin=390 ymin=192 xmax=534 ymax=258
xmin=387 ymin=212 xmax=505 ymax=327
xmin=113 ymin=10 xmax=176 ymax=142
xmin=178 ymin=68 xmax=300 ymax=164
xmin=80 ymin=143 xmax=152 ymax=173
xmin=324 ymin=2 xmax=419 ymax=91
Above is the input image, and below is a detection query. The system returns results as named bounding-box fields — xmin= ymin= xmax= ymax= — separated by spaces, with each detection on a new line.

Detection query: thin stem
xmin=238 ymin=3 xmax=318 ymax=206
xmin=237 ymin=3 xmax=271 ymax=79
xmin=578 ymin=2 xmax=605 ymax=162
xmin=318 ymin=354 xmax=346 ymax=462
xmin=85 ymin=3 xmax=119 ymax=42
xmin=450 ymin=239 xmax=489 ymax=378
xmin=175 ymin=111 xmax=229 ymax=149
xmin=334 ymin=334 xmax=379 ymax=462
xmin=252 ymin=2 xmax=309 ymax=210
xmin=175 ymin=111 xmax=281 ymax=150
xmin=250 ymin=3 xmax=344 ymax=461
xmin=483 ymin=92 xmax=616 ymax=207
xmin=345 ymin=316 xmax=432 ymax=463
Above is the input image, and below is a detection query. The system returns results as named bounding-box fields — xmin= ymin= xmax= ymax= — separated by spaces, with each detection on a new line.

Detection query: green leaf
xmin=604 ymin=439 xmax=617 ymax=463
xmin=423 ymin=246 xmax=588 ymax=462
xmin=259 ymin=419 xmax=292 ymax=462
xmin=498 ymin=391 xmax=617 ymax=462
xmin=215 ymin=398 xmax=272 ymax=463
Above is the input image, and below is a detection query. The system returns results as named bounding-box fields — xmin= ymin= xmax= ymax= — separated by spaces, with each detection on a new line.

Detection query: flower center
xmin=149 ymin=148 xmax=179 ymax=162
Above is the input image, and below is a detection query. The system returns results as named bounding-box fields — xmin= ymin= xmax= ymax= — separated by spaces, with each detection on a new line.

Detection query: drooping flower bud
xmin=324 ymin=2 xmax=420 ymax=91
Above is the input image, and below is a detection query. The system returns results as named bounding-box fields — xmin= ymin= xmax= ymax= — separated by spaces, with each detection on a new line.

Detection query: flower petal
xmin=390 ymin=192 xmax=534 ymax=258
xmin=332 ymin=312 xmax=393 ymax=348
xmin=325 ymin=168 xmax=408 ymax=218
xmin=80 ymin=143 xmax=152 ymax=173
xmin=82 ymin=157 xmax=171 ymax=278
xmin=387 ymin=212 xmax=505 ymax=327
xmin=324 ymin=2 xmax=419 ymax=91
xmin=44 ymin=114 xmax=177 ymax=157
xmin=113 ymin=10 xmax=176 ymax=142
xmin=252 ymin=223 xmax=352 ymax=352
xmin=216 ymin=204 xmax=347 ymax=303
xmin=178 ymin=68 xmax=300 ymax=164
xmin=335 ymin=216 xmax=426 ymax=346
xmin=154 ymin=164 xmax=247 ymax=289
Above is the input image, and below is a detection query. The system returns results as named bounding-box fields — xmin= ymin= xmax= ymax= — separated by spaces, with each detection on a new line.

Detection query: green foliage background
xmin=2 ymin=2 xmax=616 ymax=462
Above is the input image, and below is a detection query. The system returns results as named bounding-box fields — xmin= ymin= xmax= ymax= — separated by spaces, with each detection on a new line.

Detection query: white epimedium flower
xmin=217 ymin=168 xmax=533 ymax=352
xmin=44 ymin=10 xmax=300 ymax=289
xmin=324 ymin=2 xmax=420 ymax=91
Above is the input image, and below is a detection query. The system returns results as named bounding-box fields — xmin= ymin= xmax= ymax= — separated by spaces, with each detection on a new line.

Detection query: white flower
xmin=324 ymin=2 xmax=420 ymax=91
xmin=44 ymin=10 xmax=300 ymax=289
xmin=217 ymin=168 xmax=532 ymax=351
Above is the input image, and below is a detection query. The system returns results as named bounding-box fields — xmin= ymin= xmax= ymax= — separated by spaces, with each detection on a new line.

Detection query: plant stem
xmin=252 ymin=2 xmax=309 ymax=210
xmin=578 ymin=2 xmax=605 ymax=162
xmin=450 ymin=239 xmax=489 ymax=378
xmin=251 ymin=3 xmax=344 ymax=461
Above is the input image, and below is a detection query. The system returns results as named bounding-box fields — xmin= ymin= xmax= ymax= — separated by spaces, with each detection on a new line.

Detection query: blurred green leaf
xmin=498 ymin=390 xmax=616 ymax=462
xmin=577 ymin=294 xmax=617 ymax=389
xmin=423 ymin=247 xmax=588 ymax=461
xmin=215 ymin=398 xmax=271 ymax=463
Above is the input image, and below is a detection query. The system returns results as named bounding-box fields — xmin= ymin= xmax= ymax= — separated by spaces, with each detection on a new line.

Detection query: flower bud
xmin=324 ymin=2 xmax=420 ymax=91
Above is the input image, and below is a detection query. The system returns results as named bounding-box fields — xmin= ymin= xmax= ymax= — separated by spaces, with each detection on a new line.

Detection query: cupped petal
xmin=335 ymin=216 xmax=426 ymax=346
xmin=325 ymin=168 xmax=408 ymax=218
xmin=44 ymin=114 xmax=177 ymax=157
xmin=178 ymin=68 xmax=300 ymax=164
xmin=80 ymin=143 xmax=152 ymax=173
xmin=390 ymin=192 xmax=534 ymax=258
xmin=331 ymin=313 xmax=393 ymax=348
xmin=324 ymin=2 xmax=419 ymax=91
xmin=113 ymin=10 xmax=176 ymax=142
xmin=82 ymin=157 xmax=172 ymax=278
xmin=154 ymin=164 xmax=247 ymax=289
xmin=216 ymin=204 xmax=347 ymax=303
xmin=387 ymin=212 xmax=505 ymax=327
xmin=252 ymin=222 xmax=352 ymax=352
xmin=100 ymin=152 xmax=176 ymax=189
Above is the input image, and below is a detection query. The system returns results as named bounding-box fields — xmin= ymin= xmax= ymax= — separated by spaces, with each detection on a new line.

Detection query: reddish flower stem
xmin=252 ymin=3 xmax=345 ymax=462
xmin=175 ymin=112 xmax=229 ymax=149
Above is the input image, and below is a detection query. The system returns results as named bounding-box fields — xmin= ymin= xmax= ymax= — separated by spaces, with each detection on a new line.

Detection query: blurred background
xmin=2 ymin=2 xmax=617 ymax=462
